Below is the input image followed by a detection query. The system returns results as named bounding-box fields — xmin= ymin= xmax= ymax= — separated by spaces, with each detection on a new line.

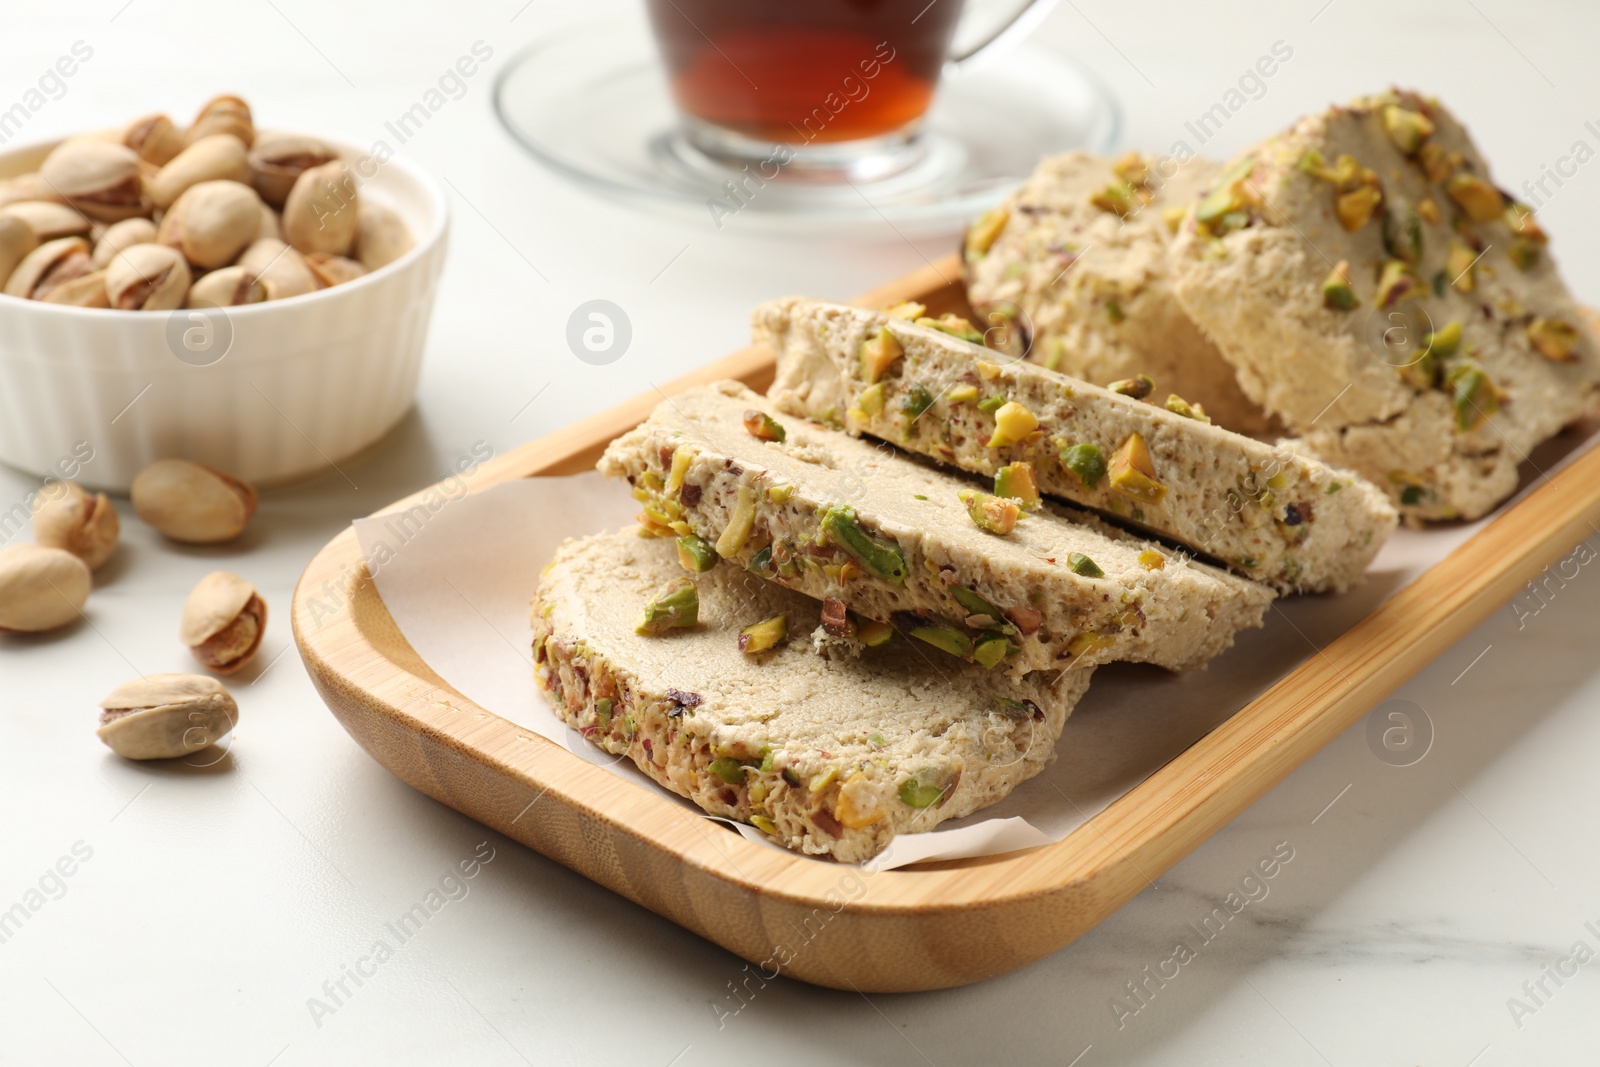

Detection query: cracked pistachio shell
xmin=131 ymin=459 xmax=257 ymax=544
xmin=283 ymin=159 xmax=358 ymax=257
xmin=40 ymin=269 xmax=109 ymax=307
xmin=257 ymin=201 xmax=281 ymax=242
xmin=38 ymin=138 xmax=147 ymax=222
xmin=303 ymin=252 xmax=366 ymax=288
xmin=355 ymin=200 xmax=413 ymax=271
xmin=0 ymin=200 xmax=90 ymax=241
xmin=0 ymin=544 xmax=91 ymax=633
xmin=105 ymin=243 xmax=190 ymax=311
xmin=31 ymin=482 xmax=119 ymax=570
xmin=181 ymin=570 xmax=266 ymax=673
xmin=0 ymin=214 xmax=39 ymax=288
xmin=123 ymin=113 xmax=186 ymax=166
xmin=157 ymin=180 xmax=263 ymax=270
xmin=186 ymin=265 xmax=266 ymax=308
xmin=147 ymin=133 xmax=250 ymax=210
xmin=186 ymin=94 xmax=254 ymax=148
xmin=0 ymin=172 xmax=60 ymax=209
xmin=97 ymin=673 xmax=237 ymax=760
xmin=90 ymin=217 xmax=158 ymax=268
xmin=4 ymin=236 xmax=92 ymax=300
xmin=238 ymin=238 xmax=316 ymax=300
xmin=249 ymin=130 xmax=337 ymax=208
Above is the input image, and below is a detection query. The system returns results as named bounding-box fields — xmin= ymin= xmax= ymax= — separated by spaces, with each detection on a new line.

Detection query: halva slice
xmin=1170 ymin=88 xmax=1600 ymax=521
xmin=757 ymin=298 xmax=1396 ymax=593
xmin=964 ymin=151 xmax=1275 ymax=434
xmin=597 ymin=381 xmax=1273 ymax=674
xmin=533 ymin=531 xmax=1093 ymax=864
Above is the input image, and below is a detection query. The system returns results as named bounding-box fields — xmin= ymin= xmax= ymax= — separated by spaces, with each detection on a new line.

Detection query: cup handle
xmin=946 ymin=0 xmax=1059 ymax=69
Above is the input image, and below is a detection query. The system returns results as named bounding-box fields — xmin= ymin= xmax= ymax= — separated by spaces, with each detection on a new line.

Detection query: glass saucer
xmin=492 ymin=17 xmax=1119 ymax=237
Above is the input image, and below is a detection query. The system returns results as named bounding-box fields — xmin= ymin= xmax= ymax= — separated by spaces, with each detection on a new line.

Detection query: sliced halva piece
xmin=1169 ymin=88 xmax=1600 ymax=522
xmin=963 ymin=150 xmax=1275 ymax=435
xmin=533 ymin=530 xmax=1093 ymax=864
xmin=757 ymin=298 xmax=1396 ymax=593
xmin=597 ymin=381 xmax=1273 ymax=674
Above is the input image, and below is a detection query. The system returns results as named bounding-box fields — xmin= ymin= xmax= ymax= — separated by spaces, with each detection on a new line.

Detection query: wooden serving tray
xmin=293 ymin=254 xmax=1600 ymax=992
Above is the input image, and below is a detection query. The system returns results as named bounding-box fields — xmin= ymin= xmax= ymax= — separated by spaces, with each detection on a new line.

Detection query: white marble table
xmin=3 ymin=1 xmax=1598 ymax=1063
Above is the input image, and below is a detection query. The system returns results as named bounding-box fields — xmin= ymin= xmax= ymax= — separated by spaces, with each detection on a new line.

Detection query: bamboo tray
xmin=292 ymin=253 xmax=1600 ymax=992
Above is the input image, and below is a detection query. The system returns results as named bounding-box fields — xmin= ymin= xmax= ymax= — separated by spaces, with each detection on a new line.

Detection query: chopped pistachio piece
xmin=665 ymin=448 xmax=692 ymax=494
xmin=972 ymin=633 xmax=1013 ymax=669
xmin=1396 ymin=345 xmax=1437 ymax=391
xmin=1445 ymin=173 xmax=1505 ymax=223
xmin=908 ymin=624 xmax=973 ymax=659
xmin=1375 ymin=259 xmax=1417 ymax=309
xmin=915 ymin=314 xmax=984 ymax=344
xmin=977 ymin=394 xmax=1007 ymax=414
xmin=1505 ymin=203 xmax=1548 ymax=243
xmin=859 ymin=328 xmax=904 ymax=384
xmin=1336 ymin=186 xmax=1383 ymax=231
xmin=1195 ymin=155 xmax=1256 ymax=232
xmin=634 ymin=577 xmax=699 ymax=635
xmin=898 ymin=772 xmax=950 ymax=809
xmin=946 ymin=383 xmax=979 ymax=404
xmin=1164 ymin=394 xmax=1210 ymax=422
xmin=1384 ymin=207 xmax=1423 ymax=265
xmin=993 ymin=462 xmax=1042 ymax=508
xmin=738 ymin=612 xmax=789 ymax=655
xmin=965 ymin=207 xmax=1009 ymax=258
xmin=1527 ymin=317 xmax=1579 ymax=362
xmin=1508 ymin=241 xmax=1540 ymax=271
xmin=1137 ymin=549 xmax=1165 ymax=571
xmin=1108 ymin=433 xmax=1167 ymax=504
xmin=1446 ymin=240 xmax=1477 ymax=293
xmin=820 ymin=504 xmax=908 ymax=584
xmin=855 ymin=382 xmax=886 ymax=417
xmin=957 ymin=489 xmax=1021 ymax=535
xmin=1382 ymin=104 xmax=1435 ymax=155
xmin=676 ymin=534 xmax=718 ymax=573
xmin=1112 ymin=151 xmax=1149 ymax=186
xmin=1058 ymin=442 xmax=1107 ymax=488
xmin=1067 ymin=552 xmax=1104 ymax=578
xmin=1418 ymin=141 xmax=1457 ymax=183
xmin=594 ymin=696 xmax=613 ymax=727
xmin=985 ymin=400 xmax=1039 ymax=448
xmin=708 ymin=757 xmax=745 ymax=785
xmin=858 ymin=619 xmax=894 ymax=647
xmin=1417 ymin=197 xmax=1441 ymax=225
xmin=899 ymin=384 xmax=936 ymax=422
xmin=950 ymin=585 xmax=1007 ymax=629
xmin=714 ymin=485 xmax=757 ymax=557
xmin=749 ymin=814 xmax=778 ymax=836
xmin=883 ymin=300 xmax=926 ymax=320
xmin=766 ymin=483 xmax=794 ymax=505
xmin=1446 ymin=363 xmax=1498 ymax=431
xmin=742 ymin=409 xmax=786 ymax=443
xmin=1090 ymin=179 xmax=1138 ymax=218
xmin=1322 ymin=260 xmax=1358 ymax=310
xmin=1067 ymin=631 xmax=1117 ymax=658
xmin=1423 ymin=320 xmax=1462 ymax=359
xmin=1108 ymin=374 xmax=1155 ymax=400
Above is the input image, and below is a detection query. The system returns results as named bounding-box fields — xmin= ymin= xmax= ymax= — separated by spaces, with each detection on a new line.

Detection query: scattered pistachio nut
xmin=1444 ymin=173 xmax=1504 ymax=223
xmin=302 ymin=252 xmax=366 ymax=288
xmin=0 ymin=214 xmax=40 ymax=286
xmin=958 ymin=488 xmax=1021 ymax=535
xmin=859 ymin=327 xmax=903 ymax=384
xmin=635 ymin=576 xmax=699 ymax=635
xmin=131 ymin=458 xmax=258 ymax=544
xmin=0 ymin=544 xmax=91 ymax=633
xmin=158 ymin=179 xmax=263 ymax=269
xmin=41 ymin=270 xmax=109 ymax=308
xmin=738 ymin=613 xmax=788 ymax=655
xmin=4 ymin=236 xmax=92 ymax=300
xmin=188 ymin=94 xmax=255 ymax=147
xmin=31 ymin=482 xmax=119 ymax=569
xmin=985 ymin=400 xmax=1038 ymax=448
xmin=239 ymin=237 xmax=318 ymax=301
xmin=820 ymin=505 xmax=907 ymax=583
xmin=1058 ymin=442 xmax=1107 ymax=488
xmin=89 ymin=216 xmax=158 ymax=268
xmin=96 ymin=673 xmax=237 ymax=760
xmin=186 ymin=264 xmax=266 ymax=308
xmin=964 ymin=207 xmax=1009 ymax=259
xmin=148 ymin=133 xmax=252 ymax=209
xmin=105 ymin=243 xmax=191 ymax=311
xmin=181 ymin=570 xmax=267 ymax=673
xmin=354 ymin=200 xmax=414 ymax=272
xmin=283 ymin=159 xmax=359 ymax=257
xmin=1108 ymin=374 xmax=1155 ymax=400
xmin=123 ymin=112 xmax=186 ymax=166
xmin=1 ymin=200 xmax=91 ymax=241
xmin=741 ymin=409 xmax=786 ymax=443
xmin=1108 ymin=433 xmax=1167 ymax=504
xmin=38 ymin=137 xmax=146 ymax=222
xmin=1527 ymin=317 xmax=1579 ymax=362
xmin=1322 ymin=260 xmax=1358 ymax=310
xmin=993 ymin=462 xmax=1041 ymax=508
xmin=248 ymin=130 xmax=336 ymax=207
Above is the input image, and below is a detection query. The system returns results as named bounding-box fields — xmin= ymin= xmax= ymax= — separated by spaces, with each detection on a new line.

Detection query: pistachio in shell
xmin=303 ymin=252 xmax=366 ymax=288
xmin=238 ymin=237 xmax=317 ymax=300
xmin=181 ymin=571 xmax=266 ymax=673
xmin=249 ymin=130 xmax=337 ymax=208
xmin=354 ymin=200 xmax=413 ymax=271
xmin=105 ymin=243 xmax=191 ymax=311
xmin=0 ymin=214 xmax=39 ymax=289
xmin=40 ymin=269 xmax=109 ymax=308
xmin=283 ymin=159 xmax=358 ymax=257
xmin=31 ymin=482 xmax=119 ymax=569
xmin=157 ymin=179 xmax=263 ymax=270
xmin=131 ymin=459 xmax=257 ymax=544
xmin=89 ymin=216 xmax=159 ymax=268
xmin=186 ymin=94 xmax=254 ymax=148
xmin=146 ymin=133 xmax=250 ymax=210
xmin=123 ymin=113 xmax=187 ymax=166
xmin=0 ymin=200 xmax=91 ymax=241
xmin=186 ymin=265 xmax=266 ymax=308
xmin=0 ymin=543 xmax=91 ymax=633
xmin=3 ymin=236 xmax=94 ymax=300
xmin=38 ymin=138 xmax=147 ymax=222
xmin=256 ymin=201 xmax=282 ymax=242
xmin=0 ymin=172 xmax=60 ymax=210
xmin=96 ymin=673 xmax=238 ymax=760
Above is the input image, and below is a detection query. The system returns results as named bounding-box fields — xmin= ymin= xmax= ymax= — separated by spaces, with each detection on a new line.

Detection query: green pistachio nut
xmin=820 ymin=505 xmax=907 ymax=584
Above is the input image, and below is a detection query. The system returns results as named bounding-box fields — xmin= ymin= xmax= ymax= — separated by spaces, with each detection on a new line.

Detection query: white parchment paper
xmin=353 ymin=425 xmax=1596 ymax=870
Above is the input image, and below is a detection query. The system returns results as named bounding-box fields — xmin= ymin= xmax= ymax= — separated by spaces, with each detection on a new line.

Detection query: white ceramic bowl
xmin=0 ymin=137 xmax=449 ymax=492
